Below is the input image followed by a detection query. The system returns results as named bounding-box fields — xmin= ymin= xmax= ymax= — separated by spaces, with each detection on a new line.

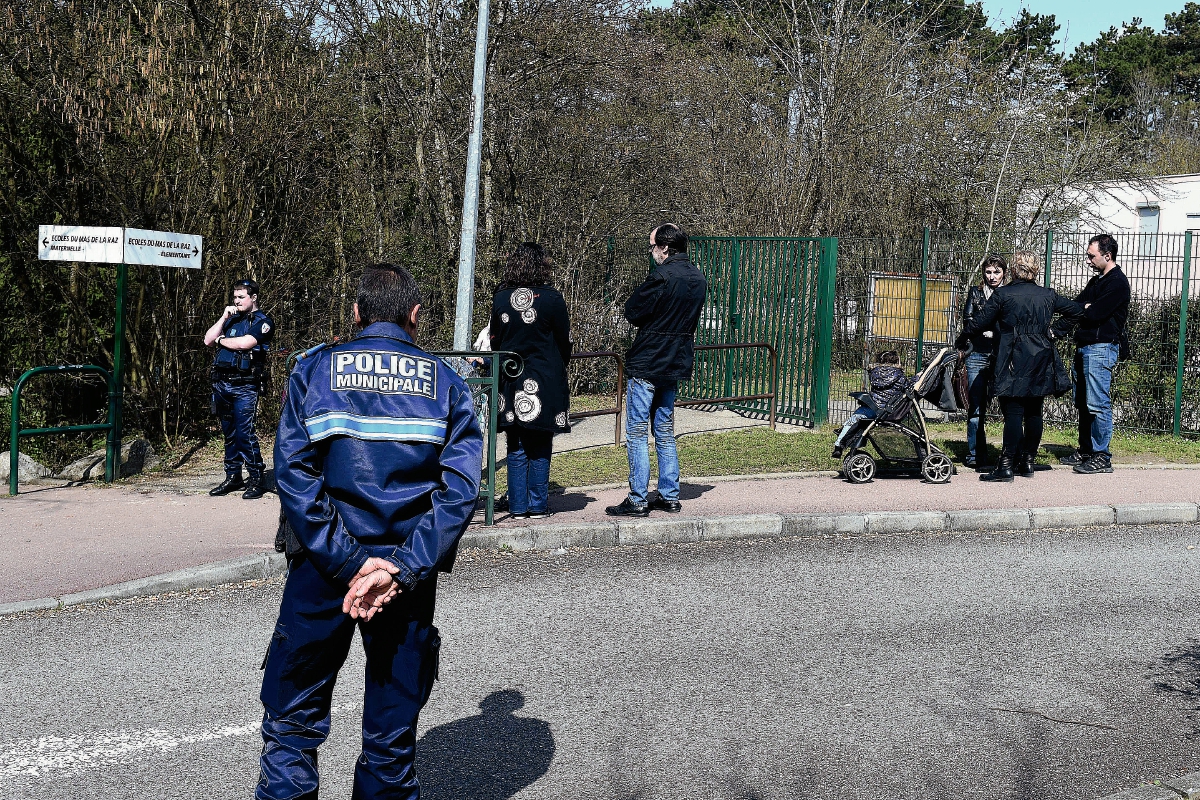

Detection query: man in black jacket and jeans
xmin=607 ymin=224 xmax=708 ymax=517
xmin=1056 ymin=233 xmax=1131 ymax=475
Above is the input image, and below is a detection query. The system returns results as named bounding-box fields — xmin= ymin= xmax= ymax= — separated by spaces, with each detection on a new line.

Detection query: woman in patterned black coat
xmin=489 ymin=243 xmax=572 ymax=517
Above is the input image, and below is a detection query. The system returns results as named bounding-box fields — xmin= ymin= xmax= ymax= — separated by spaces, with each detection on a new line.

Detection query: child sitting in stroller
xmin=831 ymin=350 xmax=912 ymax=460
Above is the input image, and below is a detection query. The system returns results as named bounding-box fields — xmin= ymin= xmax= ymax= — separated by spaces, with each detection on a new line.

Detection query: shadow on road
xmin=1149 ymin=638 xmax=1200 ymax=736
xmin=418 ymin=689 xmax=555 ymax=799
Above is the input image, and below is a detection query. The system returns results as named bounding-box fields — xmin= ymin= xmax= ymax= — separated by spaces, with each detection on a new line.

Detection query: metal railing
xmin=559 ymin=343 xmax=779 ymax=444
xmin=9 ymin=365 xmax=116 ymax=496
xmin=568 ymin=350 xmax=624 ymax=446
xmin=677 ymin=343 xmax=778 ymax=430
xmin=429 ymin=350 xmax=522 ymax=526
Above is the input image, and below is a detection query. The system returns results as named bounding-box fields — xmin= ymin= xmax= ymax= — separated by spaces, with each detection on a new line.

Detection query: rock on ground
xmin=58 ymin=439 xmax=159 ymax=481
xmin=0 ymin=452 xmax=52 ymax=482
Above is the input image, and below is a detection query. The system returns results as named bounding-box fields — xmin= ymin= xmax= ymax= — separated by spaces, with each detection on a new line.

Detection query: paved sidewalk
xmin=0 ymin=486 xmax=278 ymax=604
xmin=2 ymin=461 xmax=1198 ymax=605
xmin=513 ymin=465 xmax=1200 ymax=525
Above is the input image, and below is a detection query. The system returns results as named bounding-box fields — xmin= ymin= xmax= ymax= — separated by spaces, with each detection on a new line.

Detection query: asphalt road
xmin=3 ymin=525 xmax=1200 ymax=799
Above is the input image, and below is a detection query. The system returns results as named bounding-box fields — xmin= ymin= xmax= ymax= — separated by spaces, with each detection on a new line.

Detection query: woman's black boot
xmin=980 ymin=453 xmax=1014 ymax=482
xmin=1014 ymin=453 xmax=1034 ymax=477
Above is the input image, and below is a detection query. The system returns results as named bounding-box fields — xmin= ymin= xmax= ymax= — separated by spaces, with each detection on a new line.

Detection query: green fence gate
xmin=685 ymin=237 xmax=837 ymax=425
xmin=600 ymin=235 xmax=838 ymax=426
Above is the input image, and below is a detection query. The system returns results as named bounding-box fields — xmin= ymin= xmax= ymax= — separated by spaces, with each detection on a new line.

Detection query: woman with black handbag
xmin=955 ymin=252 xmax=1081 ymax=482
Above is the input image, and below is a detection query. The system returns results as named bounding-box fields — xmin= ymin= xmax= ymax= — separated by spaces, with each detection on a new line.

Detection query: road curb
xmin=0 ymin=552 xmax=287 ymax=618
xmin=457 ymin=501 xmax=1200 ymax=554
xmin=1099 ymin=770 xmax=1200 ymax=798
xmin=551 ymin=464 xmax=1197 ymax=496
xmin=3 ymin=502 xmax=1197 ymax=617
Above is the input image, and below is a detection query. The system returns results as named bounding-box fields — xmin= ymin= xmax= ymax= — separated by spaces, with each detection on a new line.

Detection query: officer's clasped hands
xmin=342 ymin=557 xmax=403 ymax=620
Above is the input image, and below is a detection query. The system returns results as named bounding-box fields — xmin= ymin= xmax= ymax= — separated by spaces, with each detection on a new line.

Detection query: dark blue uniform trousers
xmin=212 ymin=380 xmax=265 ymax=481
xmin=257 ymin=557 xmax=441 ymax=800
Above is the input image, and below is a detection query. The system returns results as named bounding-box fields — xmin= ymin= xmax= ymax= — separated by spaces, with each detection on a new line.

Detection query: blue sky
xmin=977 ymin=0 xmax=1186 ymax=51
xmin=642 ymin=0 xmax=1188 ymax=52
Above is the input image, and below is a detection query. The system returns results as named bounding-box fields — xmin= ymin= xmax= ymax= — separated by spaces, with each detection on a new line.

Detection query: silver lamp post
xmin=452 ymin=0 xmax=491 ymax=351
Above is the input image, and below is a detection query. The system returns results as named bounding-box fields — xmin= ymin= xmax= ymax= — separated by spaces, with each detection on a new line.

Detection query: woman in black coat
xmin=489 ymin=243 xmax=572 ymax=517
xmin=959 ymin=255 xmax=1006 ymax=469
xmin=955 ymin=251 xmax=1081 ymax=482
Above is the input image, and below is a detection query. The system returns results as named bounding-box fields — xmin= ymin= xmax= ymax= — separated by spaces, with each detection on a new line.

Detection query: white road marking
xmin=0 ymin=703 xmax=360 ymax=778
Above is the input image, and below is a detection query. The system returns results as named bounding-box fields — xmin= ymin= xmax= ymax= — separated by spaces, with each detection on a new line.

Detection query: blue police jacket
xmin=274 ymin=322 xmax=483 ymax=589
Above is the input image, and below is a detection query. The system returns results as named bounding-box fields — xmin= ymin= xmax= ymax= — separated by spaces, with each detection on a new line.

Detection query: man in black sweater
xmin=1058 ymin=233 xmax=1131 ymax=475
xmin=606 ymin=223 xmax=708 ymax=517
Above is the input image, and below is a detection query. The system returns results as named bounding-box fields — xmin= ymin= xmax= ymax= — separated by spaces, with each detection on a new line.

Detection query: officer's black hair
xmin=653 ymin=223 xmax=688 ymax=255
xmin=232 ymin=278 xmax=259 ymax=299
xmin=357 ymin=263 xmax=422 ymax=326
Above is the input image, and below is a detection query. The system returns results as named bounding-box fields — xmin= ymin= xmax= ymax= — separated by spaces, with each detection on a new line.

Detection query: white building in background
xmin=1089 ymin=172 xmax=1200 ymax=243
xmin=1060 ymin=174 xmax=1200 ymax=299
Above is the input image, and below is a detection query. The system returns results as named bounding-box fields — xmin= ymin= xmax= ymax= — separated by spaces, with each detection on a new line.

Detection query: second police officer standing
xmin=257 ymin=264 xmax=482 ymax=799
xmin=204 ymin=278 xmax=274 ymax=499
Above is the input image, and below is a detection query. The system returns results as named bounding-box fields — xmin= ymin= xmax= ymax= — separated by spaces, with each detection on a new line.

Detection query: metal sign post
xmin=107 ymin=262 xmax=128 ymax=481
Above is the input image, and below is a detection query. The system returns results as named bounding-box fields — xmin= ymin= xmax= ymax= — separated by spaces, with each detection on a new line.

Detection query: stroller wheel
xmin=843 ymin=452 xmax=876 ymax=484
xmin=921 ymin=453 xmax=954 ymax=484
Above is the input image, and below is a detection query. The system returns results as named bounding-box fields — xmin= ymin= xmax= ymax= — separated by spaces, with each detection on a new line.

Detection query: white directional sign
xmin=123 ymin=227 xmax=203 ymax=269
xmin=38 ymin=225 xmax=124 ymax=263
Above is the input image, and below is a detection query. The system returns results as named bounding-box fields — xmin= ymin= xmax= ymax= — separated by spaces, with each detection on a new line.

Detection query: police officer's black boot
xmin=242 ymin=474 xmax=267 ymax=500
xmin=979 ymin=453 xmax=1014 ymax=482
xmin=1014 ymin=452 xmax=1035 ymax=477
xmin=210 ymin=474 xmax=246 ymax=496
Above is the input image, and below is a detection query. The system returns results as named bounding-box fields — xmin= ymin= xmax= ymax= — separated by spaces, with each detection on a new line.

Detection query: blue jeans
xmin=834 ymin=408 xmax=876 ymax=447
xmin=625 ymin=377 xmax=679 ymax=505
xmin=964 ymin=351 xmax=993 ymax=459
xmin=213 ymin=380 xmax=264 ymax=480
xmin=505 ymin=428 xmax=552 ymax=515
xmin=1074 ymin=342 xmax=1119 ymax=456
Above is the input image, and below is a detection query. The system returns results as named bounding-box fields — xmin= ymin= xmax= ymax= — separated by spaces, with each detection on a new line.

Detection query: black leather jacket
xmin=962 ymin=284 xmax=998 ymax=356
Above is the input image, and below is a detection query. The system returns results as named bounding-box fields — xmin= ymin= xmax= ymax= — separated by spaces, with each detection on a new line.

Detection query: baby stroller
xmin=839 ymin=348 xmax=959 ymax=484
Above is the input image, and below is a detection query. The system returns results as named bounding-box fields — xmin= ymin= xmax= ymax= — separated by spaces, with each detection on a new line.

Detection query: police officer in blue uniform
xmin=204 ymin=278 xmax=275 ymax=499
xmin=257 ymin=264 xmax=482 ymax=800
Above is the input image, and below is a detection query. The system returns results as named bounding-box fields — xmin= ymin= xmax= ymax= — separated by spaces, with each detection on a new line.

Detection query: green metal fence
xmin=832 ymin=229 xmax=1200 ymax=436
xmin=9 ymin=365 xmax=119 ymax=495
xmin=686 ymin=237 xmax=836 ymax=425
